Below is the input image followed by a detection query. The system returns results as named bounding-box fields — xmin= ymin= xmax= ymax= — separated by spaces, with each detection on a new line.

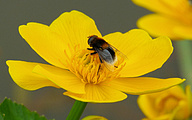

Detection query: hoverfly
xmin=87 ymin=35 xmax=126 ymax=71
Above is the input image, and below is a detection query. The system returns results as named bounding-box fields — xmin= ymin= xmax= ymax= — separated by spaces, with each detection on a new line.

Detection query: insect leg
xmin=99 ymin=56 xmax=103 ymax=63
xmin=90 ymin=52 xmax=97 ymax=55
xmin=87 ymin=48 xmax=94 ymax=50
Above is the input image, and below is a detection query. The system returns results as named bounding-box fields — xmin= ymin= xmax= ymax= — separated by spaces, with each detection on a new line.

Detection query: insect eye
xmin=88 ymin=37 xmax=93 ymax=45
xmin=88 ymin=35 xmax=98 ymax=45
xmin=88 ymin=35 xmax=98 ymax=38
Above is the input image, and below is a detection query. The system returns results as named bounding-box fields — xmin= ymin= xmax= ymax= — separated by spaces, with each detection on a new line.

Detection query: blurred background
xmin=0 ymin=0 xmax=182 ymax=120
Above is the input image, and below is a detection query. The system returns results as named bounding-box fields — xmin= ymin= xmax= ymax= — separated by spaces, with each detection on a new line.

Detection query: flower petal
xmin=19 ymin=22 xmax=67 ymax=69
xmin=104 ymin=29 xmax=173 ymax=77
xmin=50 ymin=10 xmax=102 ymax=49
xmin=107 ymin=77 xmax=185 ymax=95
xmin=137 ymin=14 xmax=181 ymax=40
xmin=132 ymin=0 xmax=189 ymax=16
xmin=138 ymin=85 xmax=191 ymax=120
xmin=19 ymin=10 xmax=102 ymax=69
xmin=138 ymin=94 xmax=176 ymax=120
xmin=82 ymin=115 xmax=108 ymax=120
xmin=6 ymin=60 xmax=59 ymax=90
xmin=64 ymin=84 xmax=127 ymax=103
xmin=137 ymin=94 xmax=158 ymax=119
xmin=174 ymin=100 xmax=191 ymax=119
xmin=175 ymin=26 xmax=192 ymax=39
xmin=185 ymin=85 xmax=192 ymax=115
xmin=33 ymin=64 xmax=85 ymax=94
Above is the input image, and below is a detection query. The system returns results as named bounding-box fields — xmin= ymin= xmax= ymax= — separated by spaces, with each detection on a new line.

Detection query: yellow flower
xmin=6 ymin=10 xmax=184 ymax=103
xmin=82 ymin=115 xmax=108 ymax=120
xmin=138 ymin=85 xmax=192 ymax=120
xmin=132 ymin=0 xmax=192 ymax=40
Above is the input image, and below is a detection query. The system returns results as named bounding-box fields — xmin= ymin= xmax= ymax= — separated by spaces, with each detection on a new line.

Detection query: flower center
xmin=62 ymin=44 xmax=126 ymax=84
xmin=156 ymin=95 xmax=179 ymax=114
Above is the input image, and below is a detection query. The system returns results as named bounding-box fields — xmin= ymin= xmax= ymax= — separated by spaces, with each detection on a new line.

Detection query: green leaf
xmin=0 ymin=98 xmax=54 ymax=120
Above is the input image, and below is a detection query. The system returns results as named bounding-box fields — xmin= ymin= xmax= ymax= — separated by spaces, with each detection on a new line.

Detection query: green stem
xmin=175 ymin=40 xmax=192 ymax=87
xmin=66 ymin=100 xmax=88 ymax=120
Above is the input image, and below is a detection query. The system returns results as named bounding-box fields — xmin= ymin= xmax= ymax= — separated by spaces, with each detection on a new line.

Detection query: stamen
xmin=60 ymin=45 xmax=126 ymax=85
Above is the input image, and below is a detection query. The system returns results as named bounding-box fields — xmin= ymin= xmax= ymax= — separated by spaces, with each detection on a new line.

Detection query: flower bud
xmin=138 ymin=85 xmax=192 ymax=120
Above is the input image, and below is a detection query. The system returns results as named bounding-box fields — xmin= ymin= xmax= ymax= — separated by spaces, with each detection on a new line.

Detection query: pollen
xmin=61 ymin=44 xmax=126 ymax=85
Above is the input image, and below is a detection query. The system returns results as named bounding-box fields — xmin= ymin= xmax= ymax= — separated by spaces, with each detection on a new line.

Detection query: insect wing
xmin=95 ymin=48 xmax=116 ymax=71
xmin=110 ymin=45 xmax=128 ymax=60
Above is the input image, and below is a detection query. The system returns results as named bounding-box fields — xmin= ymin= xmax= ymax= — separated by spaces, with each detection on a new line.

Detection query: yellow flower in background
xmin=132 ymin=0 xmax=192 ymax=40
xmin=138 ymin=85 xmax=192 ymax=120
xmin=7 ymin=10 xmax=184 ymax=103
xmin=82 ymin=115 xmax=108 ymax=120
